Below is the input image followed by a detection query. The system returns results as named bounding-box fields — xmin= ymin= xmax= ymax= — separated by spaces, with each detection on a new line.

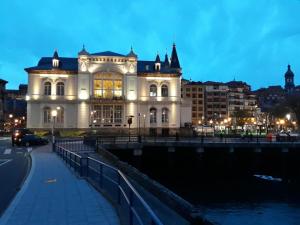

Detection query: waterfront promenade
xmin=0 ymin=144 xmax=120 ymax=225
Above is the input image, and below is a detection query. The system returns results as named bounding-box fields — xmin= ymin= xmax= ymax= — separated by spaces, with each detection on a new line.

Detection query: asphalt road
xmin=0 ymin=137 xmax=30 ymax=216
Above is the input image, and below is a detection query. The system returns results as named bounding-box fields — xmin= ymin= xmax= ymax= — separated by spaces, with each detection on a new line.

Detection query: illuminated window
xmin=43 ymin=107 xmax=51 ymax=123
xmin=150 ymin=84 xmax=157 ymax=97
xmin=56 ymin=82 xmax=64 ymax=96
xmin=57 ymin=107 xmax=64 ymax=123
xmin=44 ymin=82 xmax=51 ymax=95
xmin=150 ymin=108 xmax=157 ymax=123
xmin=114 ymin=80 xmax=122 ymax=97
xmin=162 ymin=108 xmax=169 ymax=123
xmin=161 ymin=84 xmax=168 ymax=97
xmin=94 ymin=78 xmax=123 ymax=98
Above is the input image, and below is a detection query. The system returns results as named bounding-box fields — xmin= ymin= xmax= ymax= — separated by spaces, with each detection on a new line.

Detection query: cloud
xmin=0 ymin=0 xmax=300 ymax=89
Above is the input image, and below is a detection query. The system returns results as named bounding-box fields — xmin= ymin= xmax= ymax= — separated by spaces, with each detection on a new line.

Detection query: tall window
xmin=162 ymin=108 xmax=169 ymax=123
xmin=56 ymin=82 xmax=64 ymax=96
xmin=161 ymin=84 xmax=168 ymax=97
xmin=103 ymin=105 xmax=113 ymax=123
xmin=43 ymin=107 xmax=51 ymax=123
xmin=150 ymin=108 xmax=157 ymax=124
xmin=114 ymin=105 xmax=123 ymax=123
xmin=57 ymin=107 xmax=64 ymax=123
xmin=150 ymin=84 xmax=157 ymax=97
xmin=44 ymin=82 xmax=51 ymax=95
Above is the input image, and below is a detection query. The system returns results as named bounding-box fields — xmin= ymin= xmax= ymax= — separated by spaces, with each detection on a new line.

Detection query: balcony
xmin=90 ymin=95 xmax=124 ymax=103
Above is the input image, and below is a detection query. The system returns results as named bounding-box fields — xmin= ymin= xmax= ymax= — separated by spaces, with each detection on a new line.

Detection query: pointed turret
xmin=170 ymin=43 xmax=180 ymax=69
xmin=127 ymin=46 xmax=137 ymax=58
xmin=285 ymin=64 xmax=295 ymax=92
xmin=53 ymin=49 xmax=59 ymax=59
xmin=78 ymin=44 xmax=89 ymax=55
xmin=155 ymin=53 xmax=161 ymax=63
xmin=154 ymin=53 xmax=161 ymax=71
xmin=164 ymin=53 xmax=170 ymax=67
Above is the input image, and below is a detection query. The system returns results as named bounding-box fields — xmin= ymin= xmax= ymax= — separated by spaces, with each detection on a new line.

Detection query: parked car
xmin=12 ymin=128 xmax=33 ymax=146
xmin=18 ymin=134 xmax=49 ymax=147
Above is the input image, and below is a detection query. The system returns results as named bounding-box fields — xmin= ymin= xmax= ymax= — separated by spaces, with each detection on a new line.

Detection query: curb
xmin=0 ymin=149 xmax=36 ymax=225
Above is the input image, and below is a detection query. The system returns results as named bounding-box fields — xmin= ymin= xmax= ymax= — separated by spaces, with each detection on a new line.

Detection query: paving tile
xmin=1 ymin=145 xmax=120 ymax=225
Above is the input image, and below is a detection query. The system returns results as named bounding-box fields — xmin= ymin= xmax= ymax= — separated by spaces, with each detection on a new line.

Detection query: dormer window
xmin=52 ymin=58 xmax=59 ymax=67
xmin=155 ymin=63 xmax=161 ymax=71
xmin=52 ymin=50 xmax=59 ymax=68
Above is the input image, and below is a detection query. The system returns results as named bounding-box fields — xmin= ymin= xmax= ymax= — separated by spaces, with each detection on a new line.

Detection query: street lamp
xmin=51 ymin=109 xmax=57 ymax=147
xmin=138 ymin=113 xmax=141 ymax=142
xmin=143 ymin=114 xmax=146 ymax=138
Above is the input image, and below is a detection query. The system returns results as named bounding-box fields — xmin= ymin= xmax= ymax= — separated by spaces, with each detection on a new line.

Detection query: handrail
xmin=54 ymin=140 xmax=164 ymax=225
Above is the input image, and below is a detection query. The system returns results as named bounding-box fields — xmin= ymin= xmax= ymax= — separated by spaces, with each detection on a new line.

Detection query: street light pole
xmin=51 ymin=109 xmax=57 ymax=151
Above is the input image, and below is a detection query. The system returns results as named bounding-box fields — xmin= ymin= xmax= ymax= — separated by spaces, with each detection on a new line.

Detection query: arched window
xmin=162 ymin=108 xmax=169 ymax=123
xmin=149 ymin=84 xmax=157 ymax=97
xmin=150 ymin=108 xmax=157 ymax=124
xmin=56 ymin=82 xmax=64 ymax=96
xmin=43 ymin=107 xmax=51 ymax=123
xmin=44 ymin=82 xmax=51 ymax=95
xmin=161 ymin=84 xmax=168 ymax=97
xmin=57 ymin=107 xmax=64 ymax=123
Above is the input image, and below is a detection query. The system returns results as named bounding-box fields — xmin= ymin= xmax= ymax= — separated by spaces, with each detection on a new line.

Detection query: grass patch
xmin=59 ymin=130 xmax=86 ymax=138
xmin=34 ymin=130 xmax=50 ymax=137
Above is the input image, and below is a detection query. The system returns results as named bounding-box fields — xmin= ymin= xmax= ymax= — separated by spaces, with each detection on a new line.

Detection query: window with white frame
xmin=57 ymin=107 xmax=64 ymax=123
xmin=43 ymin=107 xmax=51 ymax=123
xmin=150 ymin=108 xmax=157 ymax=124
xmin=56 ymin=82 xmax=64 ymax=96
xmin=161 ymin=84 xmax=168 ymax=97
xmin=44 ymin=82 xmax=51 ymax=95
xmin=162 ymin=108 xmax=169 ymax=123
xmin=149 ymin=84 xmax=157 ymax=97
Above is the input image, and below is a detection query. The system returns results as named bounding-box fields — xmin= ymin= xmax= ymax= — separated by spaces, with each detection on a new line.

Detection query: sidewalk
xmin=0 ymin=144 xmax=120 ymax=225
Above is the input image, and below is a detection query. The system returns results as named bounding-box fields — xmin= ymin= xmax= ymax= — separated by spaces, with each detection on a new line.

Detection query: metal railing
xmin=54 ymin=140 xmax=163 ymax=225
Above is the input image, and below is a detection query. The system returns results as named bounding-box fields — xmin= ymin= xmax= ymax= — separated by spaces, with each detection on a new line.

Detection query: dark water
xmin=111 ymin=147 xmax=300 ymax=225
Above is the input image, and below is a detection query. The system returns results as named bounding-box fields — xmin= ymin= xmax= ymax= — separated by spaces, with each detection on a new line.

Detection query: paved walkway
xmin=0 ymin=144 xmax=120 ymax=225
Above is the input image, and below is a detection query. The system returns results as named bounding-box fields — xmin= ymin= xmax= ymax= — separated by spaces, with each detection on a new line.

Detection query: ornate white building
xmin=25 ymin=44 xmax=191 ymax=134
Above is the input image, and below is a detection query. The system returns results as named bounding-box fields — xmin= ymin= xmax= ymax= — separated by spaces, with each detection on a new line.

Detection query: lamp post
xmin=127 ymin=115 xmax=134 ymax=142
xmin=138 ymin=113 xmax=141 ymax=142
xmin=143 ymin=114 xmax=146 ymax=139
xmin=286 ymin=113 xmax=291 ymax=131
xmin=51 ymin=109 xmax=57 ymax=150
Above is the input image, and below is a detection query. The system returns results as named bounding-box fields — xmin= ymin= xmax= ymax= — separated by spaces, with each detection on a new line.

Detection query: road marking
xmin=4 ymin=149 xmax=11 ymax=155
xmin=0 ymin=159 xmax=12 ymax=167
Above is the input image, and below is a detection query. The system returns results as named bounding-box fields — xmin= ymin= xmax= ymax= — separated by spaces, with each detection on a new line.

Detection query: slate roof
xmin=90 ymin=51 xmax=125 ymax=57
xmin=25 ymin=57 xmax=78 ymax=72
xmin=25 ymin=51 xmax=180 ymax=75
xmin=137 ymin=60 xmax=179 ymax=74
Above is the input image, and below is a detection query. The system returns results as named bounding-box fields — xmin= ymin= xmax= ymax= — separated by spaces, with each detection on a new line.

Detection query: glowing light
xmin=51 ymin=109 xmax=57 ymax=117
xmin=9 ymin=114 xmax=13 ymax=118
xmin=286 ymin=114 xmax=291 ymax=120
xmin=79 ymin=89 xmax=89 ymax=100
xmin=39 ymin=74 xmax=69 ymax=78
xmin=25 ymin=95 xmax=30 ymax=101
xmin=127 ymin=90 xmax=136 ymax=101
xmin=145 ymin=77 xmax=172 ymax=81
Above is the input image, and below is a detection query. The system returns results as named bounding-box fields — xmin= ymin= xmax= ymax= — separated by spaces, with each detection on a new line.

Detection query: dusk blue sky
xmin=1 ymin=0 xmax=300 ymax=90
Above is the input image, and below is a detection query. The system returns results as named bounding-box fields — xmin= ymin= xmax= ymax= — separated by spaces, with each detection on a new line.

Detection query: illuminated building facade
xmin=25 ymin=44 xmax=191 ymax=134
